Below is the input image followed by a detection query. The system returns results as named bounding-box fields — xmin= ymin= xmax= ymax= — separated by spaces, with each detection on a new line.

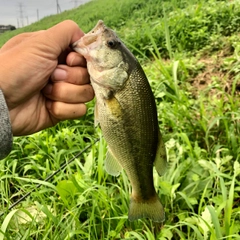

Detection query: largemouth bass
xmin=73 ymin=20 xmax=167 ymax=222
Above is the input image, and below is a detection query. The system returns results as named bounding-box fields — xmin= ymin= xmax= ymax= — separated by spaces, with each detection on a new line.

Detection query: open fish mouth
xmin=72 ymin=20 xmax=106 ymax=51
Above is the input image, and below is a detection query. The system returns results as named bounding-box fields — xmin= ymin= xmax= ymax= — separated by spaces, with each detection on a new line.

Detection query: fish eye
xmin=107 ymin=39 xmax=118 ymax=48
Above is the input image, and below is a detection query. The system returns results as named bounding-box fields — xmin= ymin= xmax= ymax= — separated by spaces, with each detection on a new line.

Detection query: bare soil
xmin=190 ymin=51 xmax=240 ymax=98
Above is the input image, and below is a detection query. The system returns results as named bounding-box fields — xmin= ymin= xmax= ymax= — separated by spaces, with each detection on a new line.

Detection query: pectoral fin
xmin=154 ymin=130 xmax=167 ymax=176
xmin=104 ymin=149 xmax=122 ymax=176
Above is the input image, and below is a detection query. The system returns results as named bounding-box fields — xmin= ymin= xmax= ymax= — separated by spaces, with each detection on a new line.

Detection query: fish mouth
xmin=72 ymin=20 xmax=106 ymax=54
xmin=87 ymin=20 xmax=106 ymax=36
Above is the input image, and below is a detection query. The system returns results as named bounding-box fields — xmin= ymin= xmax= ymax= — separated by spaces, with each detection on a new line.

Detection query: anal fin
xmin=154 ymin=130 xmax=167 ymax=176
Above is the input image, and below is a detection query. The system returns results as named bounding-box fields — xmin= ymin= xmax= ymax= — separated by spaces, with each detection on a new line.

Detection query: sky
xmin=0 ymin=0 xmax=89 ymax=27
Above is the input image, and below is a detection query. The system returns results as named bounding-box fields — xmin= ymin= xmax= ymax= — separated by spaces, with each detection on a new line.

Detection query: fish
xmin=72 ymin=20 xmax=167 ymax=222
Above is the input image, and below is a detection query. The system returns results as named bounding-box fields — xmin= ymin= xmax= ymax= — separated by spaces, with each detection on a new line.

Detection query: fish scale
xmin=73 ymin=20 xmax=167 ymax=222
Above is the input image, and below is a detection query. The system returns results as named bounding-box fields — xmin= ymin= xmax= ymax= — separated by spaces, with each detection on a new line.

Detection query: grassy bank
xmin=0 ymin=0 xmax=240 ymax=239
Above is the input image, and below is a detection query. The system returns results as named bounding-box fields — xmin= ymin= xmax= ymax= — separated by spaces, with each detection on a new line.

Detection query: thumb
xmin=43 ymin=20 xmax=84 ymax=55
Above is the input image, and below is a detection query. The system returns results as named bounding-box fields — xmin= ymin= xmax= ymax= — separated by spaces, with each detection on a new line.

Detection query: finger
xmin=43 ymin=82 xmax=94 ymax=103
xmin=46 ymin=100 xmax=87 ymax=120
xmin=66 ymin=51 xmax=87 ymax=67
xmin=51 ymin=65 xmax=90 ymax=84
xmin=44 ymin=20 xmax=84 ymax=56
xmin=58 ymin=48 xmax=71 ymax=64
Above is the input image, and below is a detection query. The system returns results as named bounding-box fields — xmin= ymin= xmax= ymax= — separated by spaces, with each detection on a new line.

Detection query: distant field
xmin=0 ymin=0 xmax=240 ymax=239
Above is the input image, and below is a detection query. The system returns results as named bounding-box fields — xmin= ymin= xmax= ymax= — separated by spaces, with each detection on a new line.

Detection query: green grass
xmin=0 ymin=0 xmax=240 ymax=239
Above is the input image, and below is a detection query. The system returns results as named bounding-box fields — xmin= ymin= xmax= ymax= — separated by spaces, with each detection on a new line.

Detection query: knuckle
xmin=52 ymin=82 xmax=66 ymax=99
xmin=51 ymin=101 xmax=62 ymax=118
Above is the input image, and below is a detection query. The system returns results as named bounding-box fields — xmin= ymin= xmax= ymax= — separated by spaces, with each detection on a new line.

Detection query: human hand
xmin=0 ymin=20 xmax=94 ymax=136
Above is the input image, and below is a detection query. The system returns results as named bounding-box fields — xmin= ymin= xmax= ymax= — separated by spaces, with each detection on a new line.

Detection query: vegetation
xmin=0 ymin=0 xmax=240 ymax=239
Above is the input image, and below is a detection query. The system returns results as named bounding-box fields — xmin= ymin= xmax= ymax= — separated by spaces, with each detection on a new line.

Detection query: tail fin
xmin=128 ymin=194 xmax=165 ymax=222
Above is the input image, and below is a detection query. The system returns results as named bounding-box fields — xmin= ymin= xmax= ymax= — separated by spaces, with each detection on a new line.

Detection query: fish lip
xmin=87 ymin=20 xmax=105 ymax=35
xmin=71 ymin=40 xmax=81 ymax=50
xmin=82 ymin=20 xmax=106 ymax=46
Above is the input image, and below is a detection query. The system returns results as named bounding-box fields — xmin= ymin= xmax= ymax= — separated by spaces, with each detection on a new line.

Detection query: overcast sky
xmin=0 ymin=0 xmax=89 ymax=27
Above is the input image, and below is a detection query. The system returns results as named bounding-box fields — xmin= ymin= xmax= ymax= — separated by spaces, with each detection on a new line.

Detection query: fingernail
xmin=43 ymin=84 xmax=53 ymax=95
xmin=53 ymin=68 xmax=67 ymax=80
